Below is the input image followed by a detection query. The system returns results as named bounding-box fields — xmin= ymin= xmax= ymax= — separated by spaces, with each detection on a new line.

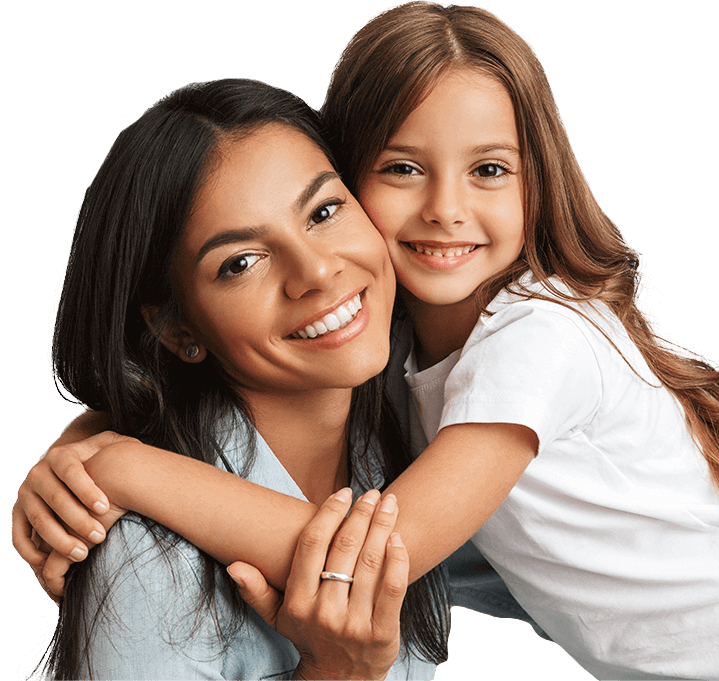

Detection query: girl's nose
xmin=283 ymin=239 xmax=344 ymax=300
xmin=421 ymin=177 xmax=468 ymax=229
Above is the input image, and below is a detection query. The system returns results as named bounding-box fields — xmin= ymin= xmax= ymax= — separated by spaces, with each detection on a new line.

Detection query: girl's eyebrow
xmin=381 ymin=143 xmax=520 ymax=156
xmin=471 ymin=143 xmax=520 ymax=157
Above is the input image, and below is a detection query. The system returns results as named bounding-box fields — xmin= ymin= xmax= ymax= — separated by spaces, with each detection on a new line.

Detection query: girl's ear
xmin=141 ymin=305 xmax=207 ymax=363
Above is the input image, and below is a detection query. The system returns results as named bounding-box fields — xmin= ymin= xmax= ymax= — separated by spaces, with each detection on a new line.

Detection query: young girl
xmin=20 ymin=77 xmax=451 ymax=680
xmin=323 ymin=6 xmax=719 ymax=678
xmin=15 ymin=3 xmax=719 ymax=679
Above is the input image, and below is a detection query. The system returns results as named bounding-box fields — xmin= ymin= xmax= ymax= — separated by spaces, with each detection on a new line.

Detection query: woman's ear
xmin=141 ymin=305 xmax=207 ymax=363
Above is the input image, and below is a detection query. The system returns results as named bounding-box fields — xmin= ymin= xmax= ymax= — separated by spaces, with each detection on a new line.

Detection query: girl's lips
xmin=402 ymin=241 xmax=484 ymax=270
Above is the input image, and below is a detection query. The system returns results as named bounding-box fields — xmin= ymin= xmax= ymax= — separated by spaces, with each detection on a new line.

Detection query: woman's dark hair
xmin=43 ymin=78 xmax=448 ymax=678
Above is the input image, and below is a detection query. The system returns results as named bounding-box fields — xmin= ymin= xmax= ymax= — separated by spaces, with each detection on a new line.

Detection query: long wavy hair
xmin=322 ymin=2 xmax=719 ymax=488
xmin=44 ymin=78 xmax=448 ymax=678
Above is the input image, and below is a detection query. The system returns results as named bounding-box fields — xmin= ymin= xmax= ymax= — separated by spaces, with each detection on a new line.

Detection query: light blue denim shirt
xmin=79 ymin=422 xmax=437 ymax=680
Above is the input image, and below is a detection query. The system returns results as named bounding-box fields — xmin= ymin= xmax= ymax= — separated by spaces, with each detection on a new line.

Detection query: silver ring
xmin=320 ymin=571 xmax=354 ymax=583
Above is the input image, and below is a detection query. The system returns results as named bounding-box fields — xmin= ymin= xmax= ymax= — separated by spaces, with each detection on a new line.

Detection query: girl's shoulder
xmin=485 ymin=274 xmax=628 ymax=347
xmin=475 ymin=273 xmax=657 ymax=384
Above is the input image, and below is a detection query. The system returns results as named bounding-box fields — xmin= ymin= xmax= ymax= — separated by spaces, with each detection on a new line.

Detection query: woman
xmin=25 ymin=77 xmax=449 ymax=679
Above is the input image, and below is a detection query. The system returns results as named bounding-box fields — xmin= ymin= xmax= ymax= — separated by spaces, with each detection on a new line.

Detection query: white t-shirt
xmin=404 ymin=276 xmax=719 ymax=680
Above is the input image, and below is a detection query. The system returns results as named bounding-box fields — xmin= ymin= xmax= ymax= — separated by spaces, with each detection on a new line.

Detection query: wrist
xmin=292 ymin=659 xmax=389 ymax=680
xmin=84 ymin=441 xmax=140 ymax=509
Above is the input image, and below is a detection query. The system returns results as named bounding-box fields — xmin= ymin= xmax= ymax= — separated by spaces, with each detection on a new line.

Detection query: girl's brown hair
xmin=322 ymin=1 xmax=719 ymax=487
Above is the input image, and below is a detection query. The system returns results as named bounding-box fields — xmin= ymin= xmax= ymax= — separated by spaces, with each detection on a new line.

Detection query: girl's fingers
xmin=371 ymin=533 xmax=409 ymax=634
xmin=42 ymin=549 xmax=74 ymax=598
xmin=285 ymin=487 xmax=354 ymax=596
xmin=11 ymin=501 xmax=49 ymax=566
xmin=17 ymin=491 xmax=91 ymax=563
xmin=46 ymin=451 xmax=110 ymax=516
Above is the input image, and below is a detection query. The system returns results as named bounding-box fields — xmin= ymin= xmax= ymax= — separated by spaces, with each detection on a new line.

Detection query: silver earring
xmin=185 ymin=343 xmax=199 ymax=359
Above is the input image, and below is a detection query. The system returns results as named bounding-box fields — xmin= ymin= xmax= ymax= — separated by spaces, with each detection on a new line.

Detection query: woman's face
xmin=171 ymin=124 xmax=395 ymax=396
xmin=357 ymin=69 xmax=524 ymax=310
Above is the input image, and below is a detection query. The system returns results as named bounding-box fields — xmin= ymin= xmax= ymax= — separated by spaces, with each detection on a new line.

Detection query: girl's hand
xmin=227 ymin=488 xmax=407 ymax=681
xmin=12 ymin=431 xmax=135 ymax=598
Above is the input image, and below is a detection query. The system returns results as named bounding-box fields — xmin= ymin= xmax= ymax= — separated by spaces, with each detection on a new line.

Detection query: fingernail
xmin=93 ymin=501 xmax=108 ymax=514
xmin=227 ymin=565 xmax=244 ymax=586
xmin=70 ymin=546 xmax=87 ymax=561
xmin=361 ymin=489 xmax=380 ymax=506
xmin=89 ymin=531 xmax=104 ymax=544
xmin=389 ymin=532 xmax=403 ymax=547
xmin=334 ymin=487 xmax=352 ymax=503
xmin=379 ymin=494 xmax=396 ymax=513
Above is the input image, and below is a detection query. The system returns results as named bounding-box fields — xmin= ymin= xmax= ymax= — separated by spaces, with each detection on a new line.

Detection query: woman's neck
xmin=245 ymin=387 xmax=352 ymax=506
xmin=401 ymin=288 xmax=480 ymax=371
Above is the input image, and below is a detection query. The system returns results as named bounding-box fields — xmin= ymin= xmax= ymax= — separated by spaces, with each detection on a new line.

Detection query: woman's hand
xmin=12 ymin=431 xmax=135 ymax=599
xmin=227 ymin=488 xmax=408 ymax=681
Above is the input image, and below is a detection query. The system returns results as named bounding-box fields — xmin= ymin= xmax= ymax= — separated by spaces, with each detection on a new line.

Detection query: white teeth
xmin=410 ymin=243 xmax=477 ymax=257
xmin=290 ymin=293 xmax=363 ymax=339
xmin=324 ymin=313 xmax=341 ymax=331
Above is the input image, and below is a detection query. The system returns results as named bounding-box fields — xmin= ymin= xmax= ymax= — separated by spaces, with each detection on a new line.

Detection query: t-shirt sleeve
xmin=439 ymin=303 xmax=602 ymax=453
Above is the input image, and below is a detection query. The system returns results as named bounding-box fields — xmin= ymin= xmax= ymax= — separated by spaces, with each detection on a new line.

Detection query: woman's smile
xmin=289 ymin=291 xmax=364 ymax=339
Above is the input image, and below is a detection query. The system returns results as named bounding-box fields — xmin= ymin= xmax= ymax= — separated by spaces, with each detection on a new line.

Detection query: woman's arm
xmin=84 ymin=422 xmax=535 ymax=586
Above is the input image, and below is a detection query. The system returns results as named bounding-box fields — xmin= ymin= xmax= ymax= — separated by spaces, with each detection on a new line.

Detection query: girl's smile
xmin=403 ymin=240 xmax=484 ymax=270
xmin=358 ymin=68 xmax=524 ymax=316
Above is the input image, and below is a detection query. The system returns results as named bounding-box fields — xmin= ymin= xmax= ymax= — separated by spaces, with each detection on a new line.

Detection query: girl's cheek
xmin=361 ymin=202 xmax=392 ymax=241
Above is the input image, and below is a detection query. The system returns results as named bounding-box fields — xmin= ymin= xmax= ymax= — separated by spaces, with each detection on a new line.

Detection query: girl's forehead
xmin=387 ymin=69 xmax=518 ymax=149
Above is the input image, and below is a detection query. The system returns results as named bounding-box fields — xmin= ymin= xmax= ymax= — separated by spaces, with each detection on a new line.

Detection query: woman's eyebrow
xmin=195 ymin=226 xmax=266 ymax=266
xmin=294 ymin=170 xmax=339 ymax=212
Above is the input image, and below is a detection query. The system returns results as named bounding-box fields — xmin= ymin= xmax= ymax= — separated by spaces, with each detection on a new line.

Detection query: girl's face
xmin=358 ymin=69 xmax=524 ymax=310
xmin=171 ymin=124 xmax=395 ymax=396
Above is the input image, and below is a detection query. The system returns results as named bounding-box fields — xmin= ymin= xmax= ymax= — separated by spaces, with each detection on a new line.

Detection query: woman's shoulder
xmin=97 ymin=512 xmax=206 ymax=587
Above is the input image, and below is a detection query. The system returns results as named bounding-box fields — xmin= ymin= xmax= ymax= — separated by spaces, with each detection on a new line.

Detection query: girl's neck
xmin=244 ymin=387 xmax=352 ymax=506
xmin=401 ymin=288 xmax=480 ymax=371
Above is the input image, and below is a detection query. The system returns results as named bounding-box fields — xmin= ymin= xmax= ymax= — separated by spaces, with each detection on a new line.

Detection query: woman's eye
xmin=219 ymin=253 xmax=262 ymax=278
xmin=310 ymin=201 xmax=343 ymax=226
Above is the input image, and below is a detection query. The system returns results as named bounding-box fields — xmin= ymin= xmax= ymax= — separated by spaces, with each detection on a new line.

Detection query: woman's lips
xmin=290 ymin=293 xmax=363 ymax=339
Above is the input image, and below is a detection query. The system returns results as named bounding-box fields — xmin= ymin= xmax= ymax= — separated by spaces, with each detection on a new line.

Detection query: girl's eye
xmin=473 ymin=163 xmax=507 ymax=178
xmin=381 ymin=162 xmax=419 ymax=176
xmin=218 ymin=253 xmax=262 ymax=278
xmin=310 ymin=200 xmax=344 ymax=227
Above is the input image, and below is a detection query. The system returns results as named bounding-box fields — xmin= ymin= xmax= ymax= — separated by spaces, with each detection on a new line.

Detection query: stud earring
xmin=185 ymin=343 xmax=199 ymax=359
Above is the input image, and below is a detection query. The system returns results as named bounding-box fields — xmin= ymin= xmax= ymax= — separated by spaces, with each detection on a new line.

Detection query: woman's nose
xmin=283 ymin=239 xmax=344 ymax=300
xmin=421 ymin=176 xmax=468 ymax=230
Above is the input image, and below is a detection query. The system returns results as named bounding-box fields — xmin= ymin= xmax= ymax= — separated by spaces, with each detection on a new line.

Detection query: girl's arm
xmin=85 ymin=421 xmax=535 ymax=586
